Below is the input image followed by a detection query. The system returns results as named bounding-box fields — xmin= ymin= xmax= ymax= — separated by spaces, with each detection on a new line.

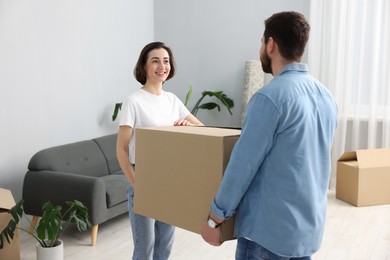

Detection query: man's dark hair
xmin=264 ymin=11 xmax=310 ymax=61
xmin=134 ymin=41 xmax=176 ymax=85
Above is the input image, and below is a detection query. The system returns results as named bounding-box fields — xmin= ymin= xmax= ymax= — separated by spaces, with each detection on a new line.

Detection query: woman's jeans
xmin=236 ymin=238 xmax=312 ymax=260
xmin=127 ymin=184 xmax=175 ymax=260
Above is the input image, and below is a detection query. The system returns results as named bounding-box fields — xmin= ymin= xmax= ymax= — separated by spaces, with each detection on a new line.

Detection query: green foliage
xmin=0 ymin=200 xmax=24 ymax=249
xmin=184 ymin=85 xmax=193 ymax=107
xmin=0 ymin=200 xmax=91 ymax=249
xmin=112 ymin=103 xmax=122 ymax=121
xmin=185 ymin=86 xmax=234 ymax=116
xmin=112 ymin=85 xmax=234 ymax=121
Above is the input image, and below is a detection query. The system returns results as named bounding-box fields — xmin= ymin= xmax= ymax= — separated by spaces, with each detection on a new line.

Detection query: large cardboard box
xmin=0 ymin=188 xmax=20 ymax=260
xmin=336 ymin=149 xmax=390 ymax=206
xmin=134 ymin=126 xmax=241 ymax=241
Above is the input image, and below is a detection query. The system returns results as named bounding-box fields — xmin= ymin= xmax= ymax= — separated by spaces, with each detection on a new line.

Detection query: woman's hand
xmin=174 ymin=114 xmax=204 ymax=126
xmin=174 ymin=118 xmax=192 ymax=126
xmin=116 ymin=125 xmax=136 ymax=187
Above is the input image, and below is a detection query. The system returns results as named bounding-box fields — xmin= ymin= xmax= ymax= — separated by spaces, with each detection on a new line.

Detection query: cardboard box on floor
xmin=336 ymin=149 xmax=390 ymax=206
xmin=0 ymin=188 xmax=20 ymax=260
xmin=134 ymin=126 xmax=241 ymax=242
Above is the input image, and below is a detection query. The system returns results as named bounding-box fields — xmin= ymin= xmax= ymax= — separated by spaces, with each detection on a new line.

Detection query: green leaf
xmin=66 ymin=200 xmax=91 ymax=232
xmin=184 ymin=86 xmax=193 ymax=107
xmin=0 ymin=199 xmax=24 ymax=249
xmin=191 ymin=89 xmax=234 ymax=116
xmin=5 ymin=221 xmax=16 ymax=241
xmin=198 ymin=102 xmax=221 ymax=111
xmin=112 ymin=103 xmax=122 ymax=121
xmin=9 ymin=199 xmax=24 ymax=222
xmin=36 ymin=202 xmax=62 ymax=244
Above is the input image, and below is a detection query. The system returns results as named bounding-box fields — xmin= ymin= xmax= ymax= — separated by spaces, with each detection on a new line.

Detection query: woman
xmin=116 ymin=41 xmax=203 ymax=260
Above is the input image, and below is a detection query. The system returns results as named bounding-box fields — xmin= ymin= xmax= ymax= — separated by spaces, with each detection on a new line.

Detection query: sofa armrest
xmin=22 ymin=170 xmax=108 ymax=225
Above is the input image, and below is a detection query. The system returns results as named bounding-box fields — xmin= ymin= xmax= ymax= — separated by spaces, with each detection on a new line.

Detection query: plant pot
xmin=36 ymin=240 xmax=64 ymax=260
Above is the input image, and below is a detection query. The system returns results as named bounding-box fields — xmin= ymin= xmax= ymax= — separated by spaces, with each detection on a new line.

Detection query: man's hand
xmin=200 ymin=219 xmax=222 ymax=246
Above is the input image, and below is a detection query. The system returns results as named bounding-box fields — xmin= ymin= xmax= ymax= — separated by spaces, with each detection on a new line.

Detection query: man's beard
xmin=260 ymin=49 xmax=272 ymax=74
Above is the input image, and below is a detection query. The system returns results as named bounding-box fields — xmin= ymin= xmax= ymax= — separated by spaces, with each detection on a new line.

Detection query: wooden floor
xmin=19 ymin=190 xmax=390 ymax=260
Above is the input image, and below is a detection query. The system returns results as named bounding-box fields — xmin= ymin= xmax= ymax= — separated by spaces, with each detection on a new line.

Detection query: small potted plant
xmin=0 ymin=199 xmax=91 ymax=260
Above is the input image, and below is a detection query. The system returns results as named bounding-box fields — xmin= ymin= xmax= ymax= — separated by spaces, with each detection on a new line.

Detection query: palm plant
xmin=184 ymin=86 xmax=234 ymax=116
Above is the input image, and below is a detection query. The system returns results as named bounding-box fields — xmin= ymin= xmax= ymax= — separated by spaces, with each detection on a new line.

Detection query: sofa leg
xmin=29 ymin=216 xmax=39 ymax=233
xmin=91 ymin=224 xmax=98 ymax=246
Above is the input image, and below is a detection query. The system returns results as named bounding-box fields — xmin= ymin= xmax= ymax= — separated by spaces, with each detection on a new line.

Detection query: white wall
xmin=0 ymin=0 xmax=154 ymax=200
xmin=154 ymin=0 xmax=310 ymax=126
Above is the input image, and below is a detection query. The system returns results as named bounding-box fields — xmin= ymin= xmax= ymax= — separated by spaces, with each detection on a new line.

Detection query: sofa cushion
xmin=111 ymin=170 xmax=124 ymax=175
xmin=28 ymin=140 xmax=109 ymax=177
xmin=93 ymin=134 xmax=121 ymax=174
xmin=101 ymin=175 xmax=128 ymax=208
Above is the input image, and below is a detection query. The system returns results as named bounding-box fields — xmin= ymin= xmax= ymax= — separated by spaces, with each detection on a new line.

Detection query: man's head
xmin=260 ymin=11 xmax=310 ymax=74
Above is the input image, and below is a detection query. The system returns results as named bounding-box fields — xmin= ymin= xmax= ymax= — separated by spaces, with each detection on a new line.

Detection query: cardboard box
xmin=0 ymin=188 xmax=20 ymax=260
xmin=134 ymin=126 xmax=241 ymax=241
xmin=336 ymin=149 xmax=390 ymax=206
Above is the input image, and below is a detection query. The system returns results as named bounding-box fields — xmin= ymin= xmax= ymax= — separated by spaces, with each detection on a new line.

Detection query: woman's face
xmin=145 ymin=48 xmax=171 ymax=84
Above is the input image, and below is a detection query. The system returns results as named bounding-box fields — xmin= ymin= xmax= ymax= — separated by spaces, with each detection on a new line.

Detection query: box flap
xmin=138 ymin=126 xmax=241 ymax=137
xmin=338 ymin=151 xmax=357 ymax=162
xmin=356 ymin=149 xmax=390 ymax=168
xmin=0 ymin=188 xmax=16 ymax=210
xmin=338 ymin=149 xmax=390 ymax=168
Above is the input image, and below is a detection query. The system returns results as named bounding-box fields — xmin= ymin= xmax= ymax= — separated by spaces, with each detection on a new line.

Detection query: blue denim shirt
xmin=211 ymin=63 xmax=338 ymax=257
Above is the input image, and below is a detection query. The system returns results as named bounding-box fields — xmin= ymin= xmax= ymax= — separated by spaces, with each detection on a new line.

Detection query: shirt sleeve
xmin=210 ymin=93 xmax=280 ymax=219
xmin=175 ymin=95 xmax=191 ymax=119
xmin=119 ymin=96 xmax=136 ymax=127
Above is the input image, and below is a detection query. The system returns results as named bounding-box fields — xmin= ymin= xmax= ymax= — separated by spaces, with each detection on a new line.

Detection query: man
xmin=200 ymin=11 xmax=338 ymax=260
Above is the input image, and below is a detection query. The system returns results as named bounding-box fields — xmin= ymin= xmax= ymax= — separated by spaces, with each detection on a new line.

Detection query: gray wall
xmin=0 ymin=0 xmax=154 ymax=200
xmin=154 ymin=0 xmax=310 ymax=126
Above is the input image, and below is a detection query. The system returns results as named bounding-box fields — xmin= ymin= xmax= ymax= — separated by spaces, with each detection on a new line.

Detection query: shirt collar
xmin=277 ymin=63 xmax=308 ymax=76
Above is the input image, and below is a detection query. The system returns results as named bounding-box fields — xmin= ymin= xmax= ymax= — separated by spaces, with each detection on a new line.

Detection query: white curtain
xmin=308 ymin=0 xmax=390 ymax=188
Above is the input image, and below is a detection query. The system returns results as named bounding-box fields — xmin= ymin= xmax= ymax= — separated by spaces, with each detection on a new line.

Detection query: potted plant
xmin=0 ymin=199 xmax=91 ymax=260
xmin=111 ymin=85 xmax=234 ymax=121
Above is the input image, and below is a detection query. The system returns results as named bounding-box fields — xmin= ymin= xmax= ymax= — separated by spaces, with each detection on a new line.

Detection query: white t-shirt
xmin=119 ymin=88 xmax=190 ymax=163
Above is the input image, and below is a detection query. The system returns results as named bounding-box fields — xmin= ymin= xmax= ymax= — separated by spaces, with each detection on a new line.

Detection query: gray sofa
xmin=22 ymin=134 xmax=128 ymax=246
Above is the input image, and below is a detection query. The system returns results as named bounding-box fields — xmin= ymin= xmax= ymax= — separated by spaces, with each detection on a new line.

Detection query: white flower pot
xmin=36 ymin=240 xmax=64 ymax=260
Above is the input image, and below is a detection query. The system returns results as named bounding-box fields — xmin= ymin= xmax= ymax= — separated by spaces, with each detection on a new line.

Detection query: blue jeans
xmin=236 ymin=238 xmax=312 ymax=260
xmin=127 ymin=184 xmax=175 ymax=260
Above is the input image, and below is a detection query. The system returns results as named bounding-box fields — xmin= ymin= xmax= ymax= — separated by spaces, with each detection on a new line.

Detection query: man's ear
xmin=267 ymin=37 xmax=276 ymax=54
